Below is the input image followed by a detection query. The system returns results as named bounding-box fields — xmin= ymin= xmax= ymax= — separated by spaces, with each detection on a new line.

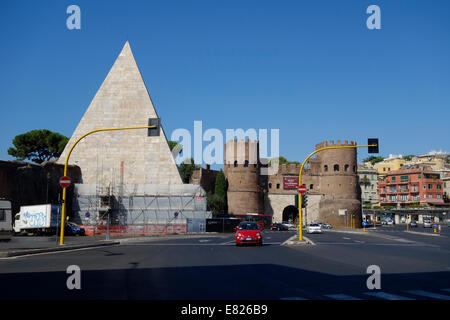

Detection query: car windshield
xmin=310 ymin=224 xmax=320 ymax=227
xmin=239 ymin=223 xmax=259 ymax=230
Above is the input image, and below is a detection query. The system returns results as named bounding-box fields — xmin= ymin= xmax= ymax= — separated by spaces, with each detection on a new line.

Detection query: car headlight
xmin=256 ymin=233 xmax=261 ymax=237
xmin=237 ymin=233 xmax=242 ymax=237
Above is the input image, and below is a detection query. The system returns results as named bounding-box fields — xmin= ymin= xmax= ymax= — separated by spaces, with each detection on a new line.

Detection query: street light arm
xmin=59 ymin=125 xmax=156 ymax=245
xmin=63 ymin=126 xmax=156 ymax=176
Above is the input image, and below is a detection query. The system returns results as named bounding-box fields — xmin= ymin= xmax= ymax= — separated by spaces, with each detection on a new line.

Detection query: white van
xmin=0 ymin=199 xmax=13 ymax=241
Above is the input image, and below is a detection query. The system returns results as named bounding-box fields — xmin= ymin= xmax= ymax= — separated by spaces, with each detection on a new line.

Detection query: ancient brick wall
xmin=0 ymin=160 xmax=81 ymax=218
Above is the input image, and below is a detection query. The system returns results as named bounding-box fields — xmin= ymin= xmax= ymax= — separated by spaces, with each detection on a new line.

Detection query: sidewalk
xmin=0 ymin=233 xmax=222 ymax=258
xmin=0 ymin=236 xmax=119 ymax=258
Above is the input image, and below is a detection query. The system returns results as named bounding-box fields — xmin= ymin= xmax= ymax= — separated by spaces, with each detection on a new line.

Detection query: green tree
xmin=403 ymin=154 xmax=415 ymax=161
xmin=168 ymin=140 xmax=181 ymax=152
xmin=208 ymin=170 xmax=227 ymax=215
xmin=8 ymin=129 xmax=69 ymax=164
xmin=178 ymin=158 xmax=200 ymax=183
xmin=269 ymin=156 xmax=300 ymax=166
xmin=363 ymin=156 xmax=384 ymax=166
xmin=214 ymin=170 xmax=227 ymax=198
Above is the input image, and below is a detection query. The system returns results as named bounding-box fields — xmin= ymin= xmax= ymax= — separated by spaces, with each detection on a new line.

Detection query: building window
xmin=234 ymin=161 xmax=238 ymax=167
xmin=310 ymin=184 xmax=313 ymax=190
xmin=324 ymin=165 xmax=328 ymax=172
xmin=437 ymin=184 xmax=441 ymax=189
xmin=437 ymin=194 xmax=441 ymax=199
xmin=244 ymin=160 xmax=249 ymax=167
xmin=383 ymin=168 xmax=386 ymax=172
xmin=423 ymin=184 xmax=426 ymax=189
xmin=428 ymin=184 xmax=433 ymax=189
xmin=429 ymin=194 xmax=433 ymax=199
xmin=392 ymin=177 xmax=396 ymax=181
xmin=276 ymin=184 xmax=280 ymax=189
xmin=345 ymin=164 xmax=349 ymax=172
xmin=269 ymin=183 xmax=272 ymax=189
xmin=423 ymin=194 xmax=426 ymax=199
xmin=388 ymin=168 xmax=391 ymax=171
xmin=334 ymin=164 xmax=339 ymax=172
xmin=353 ymin=165 xmax=356 ymax=172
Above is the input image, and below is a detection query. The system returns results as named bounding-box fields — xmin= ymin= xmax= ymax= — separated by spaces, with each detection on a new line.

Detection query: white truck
xmin=0 ymin=199 xmax=13 ymax=241
xmin=13 ymin=204 xmax=61 ymax=236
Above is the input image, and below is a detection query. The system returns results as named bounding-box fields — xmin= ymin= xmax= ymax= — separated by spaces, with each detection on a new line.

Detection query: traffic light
xmin=148 ymin=118 xmax=161 ymax=136
xmin=368 ymin=138 xmax=379 ymax=153
xmin=295 ymin=194 xmax=308 ymax=208
xmin=302 ymin=194 xmax=308 ymax=208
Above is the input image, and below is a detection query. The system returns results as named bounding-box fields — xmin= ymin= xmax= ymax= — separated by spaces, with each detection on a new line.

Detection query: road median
xmin=282 ymin=234 xmax=315 ymax=246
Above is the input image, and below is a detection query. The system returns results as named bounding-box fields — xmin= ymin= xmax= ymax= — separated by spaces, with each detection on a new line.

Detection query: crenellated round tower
xmin=312 ymin=140 xmax=361 ymax=227
xmin=224 ymin=139 xmax=263 ymax=214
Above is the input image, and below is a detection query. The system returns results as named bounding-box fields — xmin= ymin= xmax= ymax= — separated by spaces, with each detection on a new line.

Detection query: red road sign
xmin=59 ymin=176 xmax=71 ymax=188
xmin=298 ymin=185 xmax=307 ymax=194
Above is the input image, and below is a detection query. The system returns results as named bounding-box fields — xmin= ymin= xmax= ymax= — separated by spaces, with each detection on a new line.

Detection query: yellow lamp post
xmin=59 ymin=125 xmax=156 ymax=245
xmin=297 ymin=143 xmax=378 ymax=241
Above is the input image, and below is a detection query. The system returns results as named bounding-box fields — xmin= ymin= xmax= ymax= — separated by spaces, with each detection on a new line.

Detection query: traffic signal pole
xmin=59 ymin=125 xmax=156 ymax=245
xmin=298 ymin=143 xmax=378 ymax=241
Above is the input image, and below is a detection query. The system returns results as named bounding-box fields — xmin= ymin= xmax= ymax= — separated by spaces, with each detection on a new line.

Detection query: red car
xmin=235 ymin=221 xmax=263 ymax=246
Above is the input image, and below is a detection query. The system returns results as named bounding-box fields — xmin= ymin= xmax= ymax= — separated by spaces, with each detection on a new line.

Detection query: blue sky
xmin=0 ymin=0 xmax=449 ymax=167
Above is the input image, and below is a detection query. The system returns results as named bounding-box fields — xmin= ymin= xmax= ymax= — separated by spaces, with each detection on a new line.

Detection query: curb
xmin=404 ymin=231 xmax=442 ymax=237
xmin=0 ymin=241 xmax=120 ymax=258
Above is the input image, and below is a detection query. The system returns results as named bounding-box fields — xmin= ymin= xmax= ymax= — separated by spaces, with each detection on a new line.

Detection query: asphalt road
xmin=0 ymin=228 xmax=449 ymax=300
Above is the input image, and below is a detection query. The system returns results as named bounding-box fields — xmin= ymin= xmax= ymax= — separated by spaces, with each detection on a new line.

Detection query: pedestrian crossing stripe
xmin=280 ymin=289 xmax=450 ymax=300
xmin=405 ymin=290 xmax=450 ymax=300
xmin=363 ymin=292 xmax=414 ymax=300
xmin=324 ymin=294 xmax=361 ymax=300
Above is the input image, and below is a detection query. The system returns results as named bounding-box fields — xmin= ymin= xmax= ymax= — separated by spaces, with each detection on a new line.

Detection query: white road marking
xmin=343 ymin=237 xmax=351 ymax=240
xmin=198 ymin=239 xmax=211 ymax=243
xmin=405 ymin=290 xmax=450 ymax=300
xmin=324 ymin=294 xmax=361 ymax=300
xmin=364 ymin=292 xmax=414 ymax=300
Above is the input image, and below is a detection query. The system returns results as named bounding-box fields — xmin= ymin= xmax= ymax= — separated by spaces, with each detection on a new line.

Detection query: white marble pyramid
xmin=58 ymin=41 xmax=182 ymax=186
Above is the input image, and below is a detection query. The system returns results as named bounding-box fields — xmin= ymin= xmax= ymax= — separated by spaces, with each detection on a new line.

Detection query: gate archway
xmin=282 ymin=205 xmax=298 ymax=223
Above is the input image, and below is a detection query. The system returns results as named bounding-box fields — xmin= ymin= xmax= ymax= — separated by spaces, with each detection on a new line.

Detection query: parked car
xmin=409 ymin=221 xmax=418 ymax=228
xmin=270 ymin=223 xmax=288 ymax=231
xmin=235 ymin=221 xmax=263 ymax=246
xmin=65 ymin=222 xmax=85 ymax=236
xmin=281 ymin=221 xmax=295 ymax=230
xmin=322 ymin=223 xmax=333 ymax=229
xmin=423 ymin=220 xmax=432 ymax=228
xmin=306 ymin=223 xmax=322 ymax=234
